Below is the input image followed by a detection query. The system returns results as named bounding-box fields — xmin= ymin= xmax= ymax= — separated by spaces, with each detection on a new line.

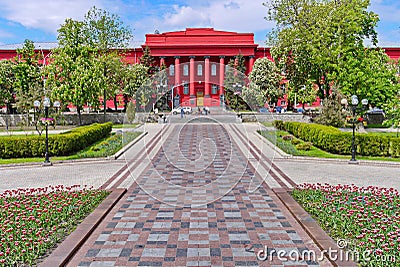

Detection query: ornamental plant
xmin=292 ymin=183 xmax=399 ymax=266
xmin=0 ymin=185 xmax=109 ymax=265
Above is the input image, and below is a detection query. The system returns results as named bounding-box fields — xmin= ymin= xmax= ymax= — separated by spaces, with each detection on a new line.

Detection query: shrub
xmin=296 ymin=142 xmax=312 ymax=151
xmin=281 ymin=121 xmax=400 ymax=157
xmin=0 ymin=123 xmax=112 ymax=159
xmin=282 ymin=135 xmax=293 ymax=141
xmin=291 ymin=138 xmax=301 ymax=145
xmin=273 ymin=120 xmax=285 ymax=130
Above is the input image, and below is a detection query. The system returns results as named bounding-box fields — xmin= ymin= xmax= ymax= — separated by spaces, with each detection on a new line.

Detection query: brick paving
xmin=67 ymin=123 xmax=328 ymax=266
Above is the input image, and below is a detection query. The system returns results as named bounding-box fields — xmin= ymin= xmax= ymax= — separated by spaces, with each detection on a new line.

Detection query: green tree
xmin=82 ymin=6 xmax=133 ymax=115
xmin=313 ymin=91 xmax=346 ymax=127
xmin=264 ymin=0 xmax=390 ymax=105
xmin=123 ymin=64 xmax=149 ymax=97
xmin=333 ymin=48 xmax=400 ymax=109
xmin=383 ymin=99 xmax=400 ymax=137
xmin=247 ymin=57 xmax=282 ymax=107
xmin=140 ymin=46 xmax=157 ymax=76
xmin=13 ymin=39 xmax=43 ymax=115
xmin=46 ymin=19 xmax=102 ymax=125
xmin=224 ymin=55 xmax=248 ymax=111
xmin=0 ymin=59 xmax=16 ymax=114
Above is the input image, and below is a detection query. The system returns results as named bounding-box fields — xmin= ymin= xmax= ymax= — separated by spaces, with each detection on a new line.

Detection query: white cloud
xmin=162 ymin=1 xmax=271 ymax=33
xmin=0 ymin=0 xmax=102 ymax=34
xmin=131 ymin=0 xmax=273 ymax=42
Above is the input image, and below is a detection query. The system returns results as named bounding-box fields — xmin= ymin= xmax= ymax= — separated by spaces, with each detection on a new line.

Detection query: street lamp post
xmin=34 ymin=100 xmax=40 ymax=124
xmin=43 ymin=97 xmax=52 ymax=166
xmin=349 ymin=95 xmax=368 ymax=164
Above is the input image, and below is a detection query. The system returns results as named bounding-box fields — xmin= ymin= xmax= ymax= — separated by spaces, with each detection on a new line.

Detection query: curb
xmin=272 ymin=188 xmax=358 ymax=267
xmin=256 ymin=124 xmax=400 ymax=167
xmin=255 ymin=126 xmax=292 ymax=159
xmin=38 ymin=188 xmax=127 ymax=267
xmin=0 ymin=128 xmax=146 ymax=168
xmin=111 ymin=131 xmax=148 ymax=160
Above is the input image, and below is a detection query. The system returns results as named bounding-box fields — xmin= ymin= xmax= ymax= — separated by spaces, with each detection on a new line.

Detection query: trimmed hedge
xmin=274 ymin=120 xmax=400 ymax=157
xmin=0 ymin=122 xmax=112 ymax=159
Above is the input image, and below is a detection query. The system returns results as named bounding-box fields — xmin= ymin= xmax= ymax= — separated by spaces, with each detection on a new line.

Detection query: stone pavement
xmin=1 ymin=118 xmax=399 ymax=266
xmin=66 ymin=122 xmax=328 ymax=266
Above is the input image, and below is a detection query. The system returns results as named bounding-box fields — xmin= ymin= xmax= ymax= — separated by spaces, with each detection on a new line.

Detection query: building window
xmin=197 ymin=64 xmax=203 ymax=76
xmin=212 ymin=84 xmax=218 ymax=94
xmin=211 ymin=64 xmax=217 ymax=76
xmin=183 ymin=64 xmax=189 ymax=76
xmin=169 ymin=64 xmax=174 ymax=76
xmin=183 ymin=83 xmax=189 ymax=95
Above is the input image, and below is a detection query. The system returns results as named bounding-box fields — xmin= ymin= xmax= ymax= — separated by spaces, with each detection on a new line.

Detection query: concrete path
xmin=2 ymin=118 xmax=399 ymax=266
xmin=67 ymin=122 xmax=329 ymax=266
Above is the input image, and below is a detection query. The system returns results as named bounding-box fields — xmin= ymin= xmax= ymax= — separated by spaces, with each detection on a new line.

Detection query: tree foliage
xmin=46 ymin=19 xmax=101 ymax=125
xmin=13 ymin=39 xmax=43 ymax=113
xmin=247 ymin=57 xmax=282 ymax=106
xmin=264 ymin=0 xmax=397 ymax=111
xmin=0 ymin=59 xmax=16 ymax=111
xmin=46 ymin=6 xmax=134 ymax=123
xmin=123 ymin=63 xmax=149 ymax=98
xmin=140 ymin=46 xmax=157 ymax=76
xmin=83 ymin=6 xmax=133 ymax=51
xmin=313 ymin=91 xmax=346 ymax=127
xmin=224 ymin=55 xmax=249 ymax=111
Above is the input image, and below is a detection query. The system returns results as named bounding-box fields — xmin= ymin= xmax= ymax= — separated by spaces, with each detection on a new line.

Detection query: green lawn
xmin=259 ymin=123 xmax=400 ymax=162
xmin=0 ymin=124 xmax=142 ymax=164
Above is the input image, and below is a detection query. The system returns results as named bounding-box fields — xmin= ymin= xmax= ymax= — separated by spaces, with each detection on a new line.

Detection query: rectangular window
xmin=183 ymin=64 xmax=189 ymax=76
xmin=197 ymin=64 xmax=203 ymax=76
xmin=212 ymin=84 xmax=218 ymax=94
xmin=183 ymin=84 xmax=189 ymax=95
xmin=169 ymin=64 xmax=174 ymax=76
xmin=211 ymin=64 xmax=217 ymax=76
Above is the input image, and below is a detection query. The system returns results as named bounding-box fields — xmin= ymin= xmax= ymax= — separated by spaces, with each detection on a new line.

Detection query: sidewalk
xmin=2 ymin=121 xmax=398 ymax=266
xmin=59 ymin=123 xmax=335 ymax=266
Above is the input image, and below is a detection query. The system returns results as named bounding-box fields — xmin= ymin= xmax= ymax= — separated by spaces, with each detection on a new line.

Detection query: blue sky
xmin=0 ymin=0 xmax=399 ymax=47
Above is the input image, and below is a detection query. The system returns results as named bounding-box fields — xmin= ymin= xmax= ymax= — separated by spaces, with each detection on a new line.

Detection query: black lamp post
xmin=349 ymin=95 xmax=368 ymax=164
xmin=33 ymin=100 xmax=40 ymax=123
xmin=43 ymin=97 xmax=52 ymax=166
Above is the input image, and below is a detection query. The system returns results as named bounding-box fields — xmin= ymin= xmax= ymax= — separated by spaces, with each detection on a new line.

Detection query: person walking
xmin=180 ymin=107 xmax=184 ymax=119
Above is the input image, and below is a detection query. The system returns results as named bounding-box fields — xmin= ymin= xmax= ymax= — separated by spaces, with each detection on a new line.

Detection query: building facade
xmin=1 ymin=28 xmax=399 ymax=110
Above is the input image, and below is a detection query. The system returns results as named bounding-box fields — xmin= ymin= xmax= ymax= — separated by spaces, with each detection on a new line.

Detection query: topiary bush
xmin=0 ymin=122 xmax=112 ymax=159
xmin=274 ymin=120 xmax=400 ymax=157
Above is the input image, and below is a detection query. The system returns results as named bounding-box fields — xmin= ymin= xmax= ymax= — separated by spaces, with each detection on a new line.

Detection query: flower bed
xmin=0 ymin=185 xmax=109 ymax=265
xmin=292 ymin=183 xmax=399 ymax=266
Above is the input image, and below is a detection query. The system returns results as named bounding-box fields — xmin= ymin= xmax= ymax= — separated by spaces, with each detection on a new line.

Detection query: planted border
xmin=0 ymin=123 xmax=112 ymax=159
xmin=293 ymin=183 xmax=399 ymax=267
xmin=273 ymin=120 xmax=400 ymax=157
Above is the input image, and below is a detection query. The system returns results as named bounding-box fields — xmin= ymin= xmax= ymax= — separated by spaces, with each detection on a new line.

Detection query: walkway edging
xmin=39 ymin=188 xmax=127 ymax=267
xmin=272 ymin=188 xmax=358 ymax=267
xmin=111 ymin=131 xmax=148 ymax=159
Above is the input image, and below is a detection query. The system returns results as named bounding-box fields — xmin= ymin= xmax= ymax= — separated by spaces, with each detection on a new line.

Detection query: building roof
xmin=0 ymin=42 xmax=58 ymax=50
xmin=0 ymin=40 xmax=146 ymax=51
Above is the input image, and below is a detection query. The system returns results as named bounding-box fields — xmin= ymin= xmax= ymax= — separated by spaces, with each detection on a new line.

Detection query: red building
xmin=1 ymin=28 xmax=399 ymax=110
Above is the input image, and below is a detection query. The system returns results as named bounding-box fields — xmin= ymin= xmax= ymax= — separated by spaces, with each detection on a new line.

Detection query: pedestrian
xmin=180 ymin=107 xmax=184 ymax=119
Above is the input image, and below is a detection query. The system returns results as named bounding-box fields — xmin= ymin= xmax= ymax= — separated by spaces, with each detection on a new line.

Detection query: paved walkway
xmin=67 ymin=122 xmax=327 ymax=266
xmin=1 ymin=117 xmax=399 ymax=266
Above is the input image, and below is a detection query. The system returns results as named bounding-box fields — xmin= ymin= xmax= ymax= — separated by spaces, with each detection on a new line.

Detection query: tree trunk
xmin=114 ymin=95 xmax=118 ymax=112
xmin=123 ymin=94 xmax=128 ymax=112
xmin=77 ymin=106 xmax=82 ymax=126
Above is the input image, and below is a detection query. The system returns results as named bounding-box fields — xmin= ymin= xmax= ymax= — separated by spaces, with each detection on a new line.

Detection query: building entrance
xmin=196 ymin=91 xmax=204 ymax=106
